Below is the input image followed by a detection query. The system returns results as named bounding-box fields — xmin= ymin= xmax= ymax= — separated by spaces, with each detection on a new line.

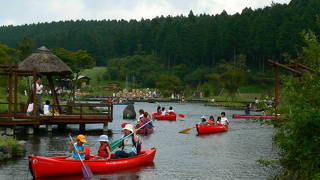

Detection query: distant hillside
xmin=0 ymin=0 xmax=319 ymax=67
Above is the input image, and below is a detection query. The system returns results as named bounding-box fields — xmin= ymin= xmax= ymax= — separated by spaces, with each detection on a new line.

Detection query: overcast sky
xmin=0 ymin=0 xmax=291 ymax=26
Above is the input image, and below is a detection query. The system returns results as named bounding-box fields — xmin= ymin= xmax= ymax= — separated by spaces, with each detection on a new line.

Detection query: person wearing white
xmin=167 ymin=106 xmax=174 ymax=113
xmin=161 ymin=107 xmax=166 ymax=115
xmin=220 ymin=112 xmax=229 ymax=125
xmin=137 ymin=109 xmax=144 ymax=124
xmin=26 ymin=103 xmax=34 ymax=116
xmin=35 ymin=78 xmax=44 ymax=114
xmin=43 ymin=100 xmax=52 ymax=115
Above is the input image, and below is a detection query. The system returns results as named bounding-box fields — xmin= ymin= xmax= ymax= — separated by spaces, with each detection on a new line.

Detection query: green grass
xmin=0 ymin=136 xmax=19 ymax=146
xmin=80 ymin=67 xmax=119 ymax=96
xmin=207 ymin=101 xmax=245 ymax=107
xmin=0 ymin=135 xmax=26 ymax=157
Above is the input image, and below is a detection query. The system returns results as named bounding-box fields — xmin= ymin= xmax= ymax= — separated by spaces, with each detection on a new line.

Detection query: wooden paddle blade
xmin=179 ymin=114 xmax=185 ymax=118
xmin=82 ymin=163 xmax=93 ymax=178
xmin=179 ymin=127 xmax=195 ymax=133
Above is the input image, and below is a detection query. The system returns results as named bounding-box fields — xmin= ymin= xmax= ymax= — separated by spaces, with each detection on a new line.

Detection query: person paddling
xmin=113 ymin=124 xmax=140 ymax=159
xmin=69 ymin=134 xmax=87 ymax=160
xmin=93 ymin=135 xmax=111 ymax=160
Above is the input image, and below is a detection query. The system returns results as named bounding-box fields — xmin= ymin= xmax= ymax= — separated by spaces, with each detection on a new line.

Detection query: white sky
xmin=0 ymin=0 xmax=291 ymax=26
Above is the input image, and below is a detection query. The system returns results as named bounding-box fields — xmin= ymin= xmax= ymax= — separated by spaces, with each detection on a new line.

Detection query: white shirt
xmin=43 ymin=105 xmax=51 ymax=115
xmin=137 ymin=114 xmax=143 ymax=123
xmin=36 ymin=83 xmax=43 ymax=95
xmin=220 ymin=117 xmax=229 ymax=125
xmin=27 ymin=103 xmax=33 ymax=113
xmin=161 ymin=111 xmax=166 ymax=115
xmin=167 ymin=110 xmax=174 ymax=113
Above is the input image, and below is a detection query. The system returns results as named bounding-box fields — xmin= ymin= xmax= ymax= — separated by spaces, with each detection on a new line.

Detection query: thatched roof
xmin=18 ymin=46 xmax=72 ymax=75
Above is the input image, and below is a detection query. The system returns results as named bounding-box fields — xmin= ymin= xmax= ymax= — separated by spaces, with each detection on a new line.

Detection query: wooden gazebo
xmin=0 ymin=46 xmax=113 ymax=135
xmin=18 ymin=46 xmax=72 ymax=113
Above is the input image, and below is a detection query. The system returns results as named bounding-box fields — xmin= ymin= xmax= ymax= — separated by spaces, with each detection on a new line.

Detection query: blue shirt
xmin=72 ymin=143 xmax=85 ymax=160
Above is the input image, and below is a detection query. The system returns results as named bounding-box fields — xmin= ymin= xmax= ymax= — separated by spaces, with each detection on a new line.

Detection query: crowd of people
xmin=113 ymin=88 xmax=161 ymax=99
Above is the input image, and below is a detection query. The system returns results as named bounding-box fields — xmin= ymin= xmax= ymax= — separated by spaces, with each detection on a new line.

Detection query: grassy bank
xmin=0 ymin=136 xmax=26 ymax=160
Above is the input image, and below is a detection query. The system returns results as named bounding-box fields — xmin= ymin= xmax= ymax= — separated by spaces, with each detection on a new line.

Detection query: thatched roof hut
xmin=18 ymin=46 xmax=72 ymax=75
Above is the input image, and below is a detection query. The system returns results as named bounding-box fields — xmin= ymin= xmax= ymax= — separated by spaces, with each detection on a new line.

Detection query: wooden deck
xmin=0 ymin=103 xmax=113 ymax=127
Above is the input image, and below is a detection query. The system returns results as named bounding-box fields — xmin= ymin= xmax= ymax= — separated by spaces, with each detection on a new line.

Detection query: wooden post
xmin=79 ymin=123 xmax=85 ymax=131
xmin=111 ymin=103 xmax=113 ymax=121
xmin=103 ymin=122 xmax=108 ymax=132
xmin=8 ymin=66 xmax=13 ymax=116
xmin=14 ymin=70 xmax=18 ymax=116
xmin=80 ymin=104 xmax=83 ymax=120
xmin=47 ymin=75 xmax=62 ymax=113
xmin=274 ymin=66 xmax=280 ymax=114
xmin=33 ymin=70 xmax=37 ymax=118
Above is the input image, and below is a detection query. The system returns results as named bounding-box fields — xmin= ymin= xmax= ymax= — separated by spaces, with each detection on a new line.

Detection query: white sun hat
xmin=98 ymin=135 xmax=109 ymax=142
xmin=123 ymin=124 xmax=134 ymax=133
xmin=201 ymin=115 xmax=206 ymax=119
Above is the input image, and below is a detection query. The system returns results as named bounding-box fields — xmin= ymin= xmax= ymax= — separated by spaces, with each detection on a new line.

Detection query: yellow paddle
xmin=179 ymin=127 xmax=195 ymax=133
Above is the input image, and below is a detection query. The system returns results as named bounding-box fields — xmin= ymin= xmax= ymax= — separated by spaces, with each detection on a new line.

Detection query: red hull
xmin=152 ymin=112 xmax=176 ymax=121
xmin=232 ymin=114 xmax=285 ymax=119
xmin=137 ymin=128 xmax=154 ymax=135
xmin=29 ymin=148 xmax=156 ymax=178
xmin=196 ymin=124 xmax=229 ymax=135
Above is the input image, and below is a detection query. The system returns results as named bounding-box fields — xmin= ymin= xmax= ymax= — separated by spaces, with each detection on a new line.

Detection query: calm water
xmin=0 ymin=102 xmax=277 ymax=180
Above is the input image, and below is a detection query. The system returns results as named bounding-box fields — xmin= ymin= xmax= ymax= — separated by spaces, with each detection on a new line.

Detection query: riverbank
xmin=0 ymin=135 xmax=26 ymax=161
xmin=75 ymin=95 xmax=253 ymax=108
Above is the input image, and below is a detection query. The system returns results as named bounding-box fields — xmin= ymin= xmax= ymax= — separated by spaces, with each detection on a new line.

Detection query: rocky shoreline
xmin=0 ymin=136 xmax=26 ymax=161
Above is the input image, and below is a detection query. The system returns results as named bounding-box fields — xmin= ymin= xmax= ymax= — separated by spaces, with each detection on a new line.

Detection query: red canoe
xmin=29 ymin=148 xmax=156 ymax=178
xmin=196 ymin=124 xmax=229 ymax=135
xmin=152 ymin=112 xmax=176 ymax=121
xmin=232 ymin=114 xmax=285 ymax=119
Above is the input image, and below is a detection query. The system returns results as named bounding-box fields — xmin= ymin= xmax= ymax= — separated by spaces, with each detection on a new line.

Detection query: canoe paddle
xmin=179 ymin=127 xmax=195 ymax=133
xmin=69 ymin=135 xmax=93 ymax=179
xmin=110 ymin=119 xmax=153 ymax=151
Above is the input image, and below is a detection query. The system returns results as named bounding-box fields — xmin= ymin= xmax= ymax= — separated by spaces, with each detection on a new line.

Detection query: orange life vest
xmin=98 ymin=143 xmax=110 ymax=158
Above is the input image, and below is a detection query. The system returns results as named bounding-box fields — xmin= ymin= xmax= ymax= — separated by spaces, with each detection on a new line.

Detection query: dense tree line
xmin=0 ymin=0 xmax=319 ymax=68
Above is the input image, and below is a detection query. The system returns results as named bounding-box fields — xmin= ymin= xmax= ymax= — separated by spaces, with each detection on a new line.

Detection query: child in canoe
xmin=207 ymin=116 xmax=215 ymax=125
xmin=93 ymin=135 xmax=111 ymax=160
xmin=199 ymin=116 xmax=209 ymax=125
xmin=167 ymin=106 xmax=175 ymax=115
xmin=156 ymin=105 xmax=161 ymax=115
xmin=69 ymin=134 xmax=87 ymax=160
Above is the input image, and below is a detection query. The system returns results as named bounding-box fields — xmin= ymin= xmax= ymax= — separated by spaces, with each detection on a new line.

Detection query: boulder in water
xmin=123 ymin=104 xmax=136 ymax=119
